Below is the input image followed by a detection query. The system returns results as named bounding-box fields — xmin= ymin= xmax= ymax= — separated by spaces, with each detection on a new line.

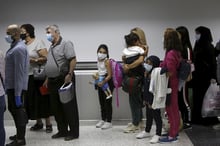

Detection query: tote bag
xmin=58 ymin=82 xmax=74 ymax=104
xmin=201 ymin=82 xmax=220 ymax=117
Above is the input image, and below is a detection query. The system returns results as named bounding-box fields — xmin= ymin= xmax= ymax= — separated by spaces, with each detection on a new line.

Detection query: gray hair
xmin=46 ymin=24 xmax=60 ymax=34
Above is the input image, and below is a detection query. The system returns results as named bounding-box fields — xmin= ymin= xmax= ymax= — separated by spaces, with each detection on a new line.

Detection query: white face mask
xmin=97 ymin=53 xmax=107 ymax=60
xmin=143 ymin=63 xmax=153 ymax=72
xmin=195 ymin=34 xmax=201 ymax=41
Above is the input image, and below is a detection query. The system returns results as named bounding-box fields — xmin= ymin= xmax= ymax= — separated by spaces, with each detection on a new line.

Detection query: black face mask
xmin=20 ymin=34 xmax=27 ymax=40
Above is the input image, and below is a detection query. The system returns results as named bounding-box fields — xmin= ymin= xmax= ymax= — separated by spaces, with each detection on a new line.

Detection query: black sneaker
xmin=64 ymin=135 xmax=78 ymax=141
xmin=51 ymin=132 xmax=68 ymax=139
xmin=183 ymin=123 xmax=192 ymax=130
xmin=9 ymin=135 xmax=16 ymax=141
xmin=30 ymin=123 xmax=43 ymax=131
xmin=6 ymin=139 xmax=26 ymax=146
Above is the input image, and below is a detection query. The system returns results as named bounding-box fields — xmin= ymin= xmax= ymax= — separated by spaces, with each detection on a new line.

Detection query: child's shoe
xmin=149 ymin=135 xmax=160 ymax=144
xmin=101 ymin=122 xmax=112 ymax=130
xmin=159 ymin=136 xmax=178 ymax=143
xmin=136 ymin=131 xmax=150 ymax=139
xmin=96 ymin=120 xmax=105 ymax=128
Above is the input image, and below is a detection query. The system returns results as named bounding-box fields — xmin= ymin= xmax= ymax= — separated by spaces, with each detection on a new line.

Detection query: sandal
xmin=30 ymin=123 xmax=43 ymax=131
xmin=46 ymin=124 xmax=53 ymax=133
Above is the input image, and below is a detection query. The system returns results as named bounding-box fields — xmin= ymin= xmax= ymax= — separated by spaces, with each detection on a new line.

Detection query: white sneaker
xmin=101 ymin=122 xmax=112 ymax=130
xmin=96 ymin=120 xmax=105 ymax=128
xmin=136 ymin=131 xmax=151 ymax=139
xmin=124 ymin=124 xmax=140 ymax=133
xmin=150 ymin=135 xmax=160 ymax=144
xmin=127 ymin=122 xmax=133 ymax=127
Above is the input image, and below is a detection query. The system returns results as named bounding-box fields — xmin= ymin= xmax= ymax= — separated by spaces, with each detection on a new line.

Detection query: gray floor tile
xmin=4 ymin=120 xmax=193 ymax=146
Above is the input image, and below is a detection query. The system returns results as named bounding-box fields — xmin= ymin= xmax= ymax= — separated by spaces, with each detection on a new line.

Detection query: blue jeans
xmin=0 ymin=95 xmax=5 ymax=146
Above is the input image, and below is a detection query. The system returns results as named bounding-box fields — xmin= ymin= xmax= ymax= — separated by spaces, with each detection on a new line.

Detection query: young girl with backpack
xmin=95 ymin=44 xmax=114 ymax=130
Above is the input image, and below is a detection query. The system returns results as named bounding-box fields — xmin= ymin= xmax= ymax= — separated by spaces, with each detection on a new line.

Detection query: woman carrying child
xmin=122 ymin=32 xmax=145 ymax=133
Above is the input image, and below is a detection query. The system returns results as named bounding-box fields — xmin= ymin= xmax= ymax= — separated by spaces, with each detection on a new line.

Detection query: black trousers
xmin=178 ymin=83 xmax=191 ymax=124
xmin=7 ymin=89 xmax=28 ymax=140
xmin=97 ymin=78 xmax=114 ymax=122
xmin=48 ymin=74 xmax=79 ymax=137
xmin=145 ymin=106 xmax=162 ymax=136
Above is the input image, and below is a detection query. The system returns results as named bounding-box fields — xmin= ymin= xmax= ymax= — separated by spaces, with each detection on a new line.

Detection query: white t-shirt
xmin=27 ymin=39 xmax=46 ymax=75
xmin=122 ymin=46 xmax=144 ymax=58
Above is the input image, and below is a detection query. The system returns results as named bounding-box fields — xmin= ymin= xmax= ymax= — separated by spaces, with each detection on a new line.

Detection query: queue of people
xmin=1 ymin=24 xmax=220 ymax=146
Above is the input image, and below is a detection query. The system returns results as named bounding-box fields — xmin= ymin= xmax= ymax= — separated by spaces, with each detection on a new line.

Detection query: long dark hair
xmin=176 ymin=26 xmax=193 ymax=59
xmin=97 ymin=44 xmax=109 ymax=58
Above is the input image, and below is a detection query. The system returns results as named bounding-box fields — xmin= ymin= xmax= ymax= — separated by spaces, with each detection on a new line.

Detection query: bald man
xmin=5 ymin=24 xmax=29 ymax=146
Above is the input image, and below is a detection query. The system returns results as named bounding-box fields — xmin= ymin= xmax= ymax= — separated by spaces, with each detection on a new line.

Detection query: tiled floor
xmin=4 ymin=120 xmax=193 ymax=146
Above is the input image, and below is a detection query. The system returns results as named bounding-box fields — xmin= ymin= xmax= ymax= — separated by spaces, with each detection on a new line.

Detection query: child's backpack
xmin=109 ymin=59 xmax=123 ymax=107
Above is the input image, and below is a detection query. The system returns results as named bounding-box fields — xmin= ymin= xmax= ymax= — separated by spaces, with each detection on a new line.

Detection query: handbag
xmin=33 ymin=65 xmax=46 ymax=80
xmin=39 ymin=85 xmax=49 ymax=95
xmin=58 ymin=82 xmax=74 ymax=104
xmin=122 ymin=75 xmax=141 ymax=94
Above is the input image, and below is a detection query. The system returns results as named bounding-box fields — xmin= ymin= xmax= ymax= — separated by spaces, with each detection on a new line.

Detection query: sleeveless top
xmin=97 ymin=58 xmax=107 ymax=76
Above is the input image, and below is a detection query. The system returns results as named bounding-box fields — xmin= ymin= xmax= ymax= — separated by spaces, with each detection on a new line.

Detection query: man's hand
xmin=64 ymin=73 xmax=72 ymax=84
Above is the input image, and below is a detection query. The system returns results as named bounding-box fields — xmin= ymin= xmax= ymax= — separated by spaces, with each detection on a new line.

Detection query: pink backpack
xmin=109 ymin=59 xmax=123 ymax=107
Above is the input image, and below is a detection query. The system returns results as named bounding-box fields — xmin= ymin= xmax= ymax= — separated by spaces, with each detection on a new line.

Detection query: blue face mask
xmin=5 ymin=35 xmax=13 ymax=43
xmin=46 ymin=33 xmax=53 ymax=42
xmin=143 ymin=63 xmax=153 ymax=72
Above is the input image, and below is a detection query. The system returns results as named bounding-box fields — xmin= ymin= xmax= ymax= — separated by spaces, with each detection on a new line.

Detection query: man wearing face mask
xmin=44 ymin=25 xmax=79 ymax=141
xmin=5 ymin=24 xmax=29 ymax=146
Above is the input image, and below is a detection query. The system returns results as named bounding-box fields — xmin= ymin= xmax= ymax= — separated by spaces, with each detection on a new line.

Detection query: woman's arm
xmin=124 ymin=55 xmax=144 ymax=71
xmin=30 ymin=48 xmax=48 ymax=65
